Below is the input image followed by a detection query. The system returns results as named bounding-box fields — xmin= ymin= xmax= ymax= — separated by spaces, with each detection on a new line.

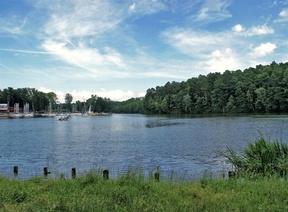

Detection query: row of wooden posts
xmin=12 ymin=166 xmax=161 ymax=181
xmin=12 ymin=166 xmax=234 ymax=180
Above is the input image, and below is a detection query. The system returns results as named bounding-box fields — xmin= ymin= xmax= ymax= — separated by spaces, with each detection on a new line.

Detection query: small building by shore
xmin=0 ymin=104 xmax=8 ymax=113
xmin=0 ymin=104 xmax=9 ymax=117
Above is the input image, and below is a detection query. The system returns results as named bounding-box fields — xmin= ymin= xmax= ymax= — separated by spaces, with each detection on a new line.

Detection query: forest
xmin=2 ymin=61 xmax=288 ymax=114
xmin=0 ymin=88 xmax=57 ymax=113
xmin=143 ymin=61 xmax=288 ymax=114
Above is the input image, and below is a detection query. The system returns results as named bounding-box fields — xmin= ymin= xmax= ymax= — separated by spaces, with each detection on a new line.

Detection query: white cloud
xmin=38 ymin=87 xmax=145 ymax=102
xmin=279 ymin=8 xmax=288 ymax=17
xmin=196 ymin=0 xmax=232 ymax=23
xmin=232 ymin=24 xmax=245 ymax=33
xmin=128 ymin=0 xmax=167 ymax=15
xmin=161 ymin=28 xmax=248 ymax=73
xmin=206 ymin=48 xmax=241 ymax=72
xmin=34 ymin=0 xmax=176 ymax=79
xmin=232 ymin=24 xmax=274 ymax=36
xmin=246 ymin=25 xmax=274 ymax=36
xmin=251 ymin=42 xmax=277 ymax=57
xmin=129 ymin=3 xmax=136 ymax=12
xmin=40 ymin=0 xmax=125 ymax=39
xmin=38 ymin=0 xmax=168 ymax=40
xmin=41 ymin=40 xmax=125 ymax=75
xmin=162 ymin=28 xmax=234 ymax=59
xmin=162 ymin=26 xmax=279 ymax=73
xmin=275 ymin=8 xmax=288 ymax=22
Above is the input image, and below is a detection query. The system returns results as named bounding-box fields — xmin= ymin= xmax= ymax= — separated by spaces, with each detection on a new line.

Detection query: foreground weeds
xmin=0 ymin=172 xmax=288 ymax=211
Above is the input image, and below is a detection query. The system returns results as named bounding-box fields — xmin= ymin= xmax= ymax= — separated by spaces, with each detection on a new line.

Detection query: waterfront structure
xmin=0 ymin=104 xmax=8 ymax=113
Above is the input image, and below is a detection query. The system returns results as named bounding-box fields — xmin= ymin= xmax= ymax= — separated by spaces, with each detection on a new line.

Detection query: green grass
xmin=1 ymin=172 xmax=288 ymax=211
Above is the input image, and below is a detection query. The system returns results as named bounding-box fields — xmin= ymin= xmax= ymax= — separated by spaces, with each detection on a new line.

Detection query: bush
xmin=225 ymin=138 xmax=288 ymax=176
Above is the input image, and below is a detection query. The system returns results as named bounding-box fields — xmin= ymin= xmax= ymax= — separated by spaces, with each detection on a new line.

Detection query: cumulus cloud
xmin=162 ymin=28 xmax=247 ymax=72
xmin=162 ymin=26 xmax=279 ymax=73
xmin=206 ymin=48 xmax=241 ymax=72
xmin=251 ymin=43 xmax=277 ymax=57
xmin=232 ymin=24 xmax=245 ymax=33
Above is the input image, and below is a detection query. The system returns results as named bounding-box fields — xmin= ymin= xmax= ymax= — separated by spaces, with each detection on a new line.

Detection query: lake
xmin=0 ymin=114 xmax=288 ymax=179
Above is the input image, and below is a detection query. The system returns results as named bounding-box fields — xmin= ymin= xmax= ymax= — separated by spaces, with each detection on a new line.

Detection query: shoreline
xmin=2 ymin=112 xmax=288 ymax=119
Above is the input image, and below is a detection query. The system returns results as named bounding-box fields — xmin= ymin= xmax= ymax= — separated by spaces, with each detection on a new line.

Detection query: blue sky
xmin=0 ymin=0 xmax=288 ymax=101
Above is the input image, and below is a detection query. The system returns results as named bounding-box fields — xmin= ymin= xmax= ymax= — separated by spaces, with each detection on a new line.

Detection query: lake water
xmin=0 ymin=114 xmax=288 ymax=179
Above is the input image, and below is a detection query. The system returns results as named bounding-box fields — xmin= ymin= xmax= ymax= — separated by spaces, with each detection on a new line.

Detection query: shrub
xmin=225 ymin=138 xmax=288 ymax=176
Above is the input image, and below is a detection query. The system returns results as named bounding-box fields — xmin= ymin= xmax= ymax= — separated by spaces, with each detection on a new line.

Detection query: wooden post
xmin=71 ymin=168 xmax=76 ymax=179
xmin=154 ymin=171 xmax=160 ymax=182
xmin=43 ymin=167 xmax=49 ymax=177
xmin=103 ymin=169 xmax=109 ymax=180
xmin=228 ymin=171 xmax=236 ymax=178
xmin=13 ymin=166 xmax=18 ymax=177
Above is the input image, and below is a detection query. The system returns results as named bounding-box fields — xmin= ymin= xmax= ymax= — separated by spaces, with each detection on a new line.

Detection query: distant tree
xmin=65 ymin=93 xmax=73 ymax=105
xmin=65 ymin=93 xmax=73 ymax=112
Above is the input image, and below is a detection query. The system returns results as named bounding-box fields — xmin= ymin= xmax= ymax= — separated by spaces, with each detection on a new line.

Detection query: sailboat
xmin=9 ymin=103 xmax=24 ymax=118
xmin=23 ymin=103 xmax=33 ymax=118
xmin=47 ymin=101 xmax=56 ymax=117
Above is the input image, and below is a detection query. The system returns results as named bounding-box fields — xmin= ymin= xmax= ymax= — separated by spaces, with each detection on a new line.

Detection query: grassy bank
xmin=0 ymin=172 xmax=288 ymax=211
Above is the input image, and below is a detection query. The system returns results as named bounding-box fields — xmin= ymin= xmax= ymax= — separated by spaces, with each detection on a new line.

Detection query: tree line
xmin=143 ymin=61 xmax=288 ymax=114
xmin=0 ymin=88 xmax=114 ymax=113
xmin=0 ymin=88 xmax=57 ymax=113
xmin=0 ymin=88 xmax=142 ymax=113
xmin=2 ymin=61 xmax=288 ymax=114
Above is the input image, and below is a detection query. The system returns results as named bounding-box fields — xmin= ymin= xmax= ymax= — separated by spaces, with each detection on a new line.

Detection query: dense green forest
xmin=0 ymin=88 xmax=57 ymax=112
xmin=2 ymin=61 xmax=288 ymax=114
xmin=144 ymin=61 xmax=288 ymax=114
xmin=112 ymin=98 xmax=144 ymax=113
xmin=74 ymin=95 xmax=112 ymax=113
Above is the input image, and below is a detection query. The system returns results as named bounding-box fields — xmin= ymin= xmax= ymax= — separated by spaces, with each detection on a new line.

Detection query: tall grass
xmin=225 ymin=138 xmax=288 ymax=176
xmin=1 ymin=172 xmax=288 ymax=211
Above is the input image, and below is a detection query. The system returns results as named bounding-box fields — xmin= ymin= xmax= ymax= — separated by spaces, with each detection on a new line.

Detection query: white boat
xmin=58 ymin=114 xmax=71 ymax=121
xmin=23 ymin=113 xmax=34 ymax=118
